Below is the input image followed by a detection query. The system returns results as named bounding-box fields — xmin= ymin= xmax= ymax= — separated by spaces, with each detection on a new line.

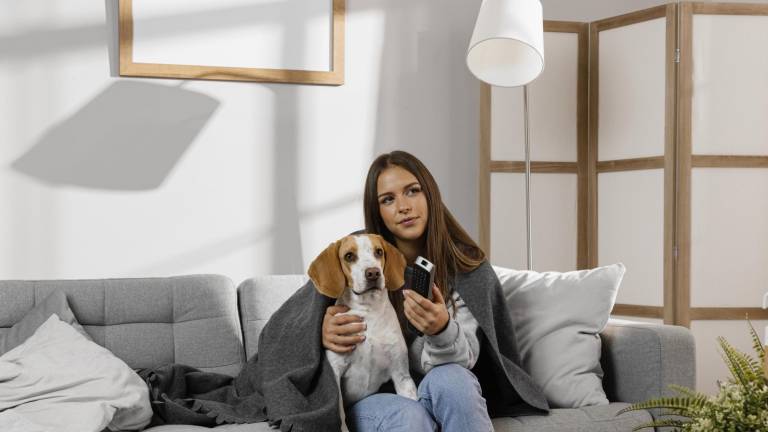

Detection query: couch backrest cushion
xmin=237 ymin=275 xmax=308 ymax=359
xmin=0 ymin=275 xmax=245 ymax=376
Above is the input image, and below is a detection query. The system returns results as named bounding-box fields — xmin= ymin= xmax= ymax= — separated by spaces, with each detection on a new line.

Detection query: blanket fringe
xmin=189 ymin=399 xmax=258 ymax=425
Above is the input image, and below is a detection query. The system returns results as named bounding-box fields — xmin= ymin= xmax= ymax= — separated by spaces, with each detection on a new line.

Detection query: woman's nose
xmin=397 ymin=199 xmax=411 ymax=213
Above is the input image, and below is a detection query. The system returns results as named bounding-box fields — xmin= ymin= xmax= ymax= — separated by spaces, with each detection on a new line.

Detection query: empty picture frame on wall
xmin=118 ymin=0 xmax=344 ymax=85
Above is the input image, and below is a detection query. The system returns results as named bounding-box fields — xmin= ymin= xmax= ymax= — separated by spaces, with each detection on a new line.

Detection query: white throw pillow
xmin=0 ymin=314 xmax=152 ymax=432
xmin=494 ymin=263 xmax=625 ymax=408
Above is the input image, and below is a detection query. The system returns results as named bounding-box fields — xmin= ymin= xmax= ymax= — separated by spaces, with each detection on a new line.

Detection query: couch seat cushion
xmin=145 ymin=403 xmax=651 ymax=432
xmin=491 ymin=402 xmax=652 ymax=432
xmin=144 ymin=423 xmax=274 ymax=432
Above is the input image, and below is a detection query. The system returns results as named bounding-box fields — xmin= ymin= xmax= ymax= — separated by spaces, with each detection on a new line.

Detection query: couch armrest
xmin=600 ymin=319 xmax=696 ymax=403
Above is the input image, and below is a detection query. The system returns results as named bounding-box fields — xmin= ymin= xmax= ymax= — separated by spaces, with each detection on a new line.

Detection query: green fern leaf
xmin=719 ymin=336 xmax=755 ymax=386
xmin=748 ymin=319 xmax=766 ymax=363
xmin=618 ymin=396 xmax=707 ymax=416
xmin=719 ymin=336 xmax=762 ymax=385
xmin=630 ymin=418 xmax=688 ymax=431
xmin=667 ymin=384 xmax=710 ymax=402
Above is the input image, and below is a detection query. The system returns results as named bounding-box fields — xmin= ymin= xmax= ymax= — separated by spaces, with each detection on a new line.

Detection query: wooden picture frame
xmin=118 ymin=0 xmax=345 ymax=85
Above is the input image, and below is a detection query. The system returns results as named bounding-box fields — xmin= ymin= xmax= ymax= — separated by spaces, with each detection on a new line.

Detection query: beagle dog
xmin=308 ymin=234 xmax=418 ymax=410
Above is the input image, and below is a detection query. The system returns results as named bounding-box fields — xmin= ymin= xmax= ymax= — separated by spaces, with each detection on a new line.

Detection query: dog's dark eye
xmin=344 ymin=252 xmax=356 ymax=262
xmin=375 ymin=248 xmax=384 ymax=257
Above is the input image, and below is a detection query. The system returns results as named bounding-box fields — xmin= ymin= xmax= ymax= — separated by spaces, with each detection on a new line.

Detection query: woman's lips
xmin=399 ymin=217 xmax=418 ymax=227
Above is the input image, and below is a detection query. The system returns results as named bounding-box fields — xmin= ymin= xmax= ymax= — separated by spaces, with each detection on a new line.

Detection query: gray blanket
xmin=141 ymin=280 xmax=338 ymax=431
xmin=141 ymin=261 xmax=548 ymax=431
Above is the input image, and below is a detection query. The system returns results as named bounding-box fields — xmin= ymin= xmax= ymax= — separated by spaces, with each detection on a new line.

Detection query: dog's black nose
xmin=365 ymin=267 xmax=381 ymax=281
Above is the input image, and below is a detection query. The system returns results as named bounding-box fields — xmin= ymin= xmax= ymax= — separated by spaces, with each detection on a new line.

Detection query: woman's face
xmin=376 ymin=165 xmax=429 ymax=243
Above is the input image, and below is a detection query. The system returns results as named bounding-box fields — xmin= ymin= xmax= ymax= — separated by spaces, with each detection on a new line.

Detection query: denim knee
xmin=417 ymin=364 xmax=492 ymax=432
xmin=347 ymin=393 xmax=435 ymax=432
xmin=397 ymin=399 xmax=436 ymax=430
xmin=418 ymin=363 xmax=482 ymax=399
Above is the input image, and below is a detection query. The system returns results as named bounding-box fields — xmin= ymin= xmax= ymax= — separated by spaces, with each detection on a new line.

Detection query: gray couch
xmin=0 ymin=274 xmax=695 ymax=432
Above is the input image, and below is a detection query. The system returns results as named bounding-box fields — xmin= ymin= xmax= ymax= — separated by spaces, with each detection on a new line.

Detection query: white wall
xmin=0 ymin=0 xmax=480 ymax=283
xmin=541 ymin=0 xmax=768 ymax=22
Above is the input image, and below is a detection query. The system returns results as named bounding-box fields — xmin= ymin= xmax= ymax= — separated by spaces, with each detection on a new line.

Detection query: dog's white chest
xmin=327 ymin=302 xmax=413 ymax=406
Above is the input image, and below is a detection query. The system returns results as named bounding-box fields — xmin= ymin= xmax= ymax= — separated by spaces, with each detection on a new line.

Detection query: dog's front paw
xmin=396 ymin=379 xmax=418 ymax=401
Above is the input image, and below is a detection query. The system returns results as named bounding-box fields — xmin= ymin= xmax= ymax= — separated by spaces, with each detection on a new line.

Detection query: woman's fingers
xmin=333 ymin=320 xmax=366 ymax=336
xmin=404 ymin=306 xmax=426 ymax=332
xmin=404 ymin=289 xmax=449 ymax=336
xmin=322 ymin=306 xmax=365 ymax=353
xmin=404 ymin=296 xmax=429 ymax=330
xmin=332 ymin=313 xmax=364 ymax=326
xmin=329 ymin=332 xmax=366 ymax=346
xmin=405 ymin=290 xmax=436 ymax=315
xmin=431 ymin=284 xmax=445 ymax=303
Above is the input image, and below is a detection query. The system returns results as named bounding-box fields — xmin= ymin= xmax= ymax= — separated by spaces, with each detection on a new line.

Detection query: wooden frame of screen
xmin=118 ymin=0 xmax=345 ymax=85
xmin=678 ymin=2 xmax=768 ymax=325
xmin=589 ymin=4 xmax=675 ymax=323
xmin=479 ymin=21 xmax=589 ymax=270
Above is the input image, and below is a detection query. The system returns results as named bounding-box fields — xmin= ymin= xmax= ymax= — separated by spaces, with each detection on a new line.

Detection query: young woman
xmin=321 ymin=151 xmax=548 ymax=432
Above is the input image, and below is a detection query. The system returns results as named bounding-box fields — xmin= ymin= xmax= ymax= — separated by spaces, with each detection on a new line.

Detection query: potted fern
xmin=619 ymin=321 xmax=768 ymax=431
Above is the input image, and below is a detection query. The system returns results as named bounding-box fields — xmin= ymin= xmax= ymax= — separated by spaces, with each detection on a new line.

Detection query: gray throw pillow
xmin=494 ymin=263 xmax=625 ymax=408
xmin=0 ymin=289 xmax=92 ymax=355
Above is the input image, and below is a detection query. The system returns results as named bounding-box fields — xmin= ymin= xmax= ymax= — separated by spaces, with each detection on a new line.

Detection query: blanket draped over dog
xmin=139 ymin=261 xmax=549 ymax=431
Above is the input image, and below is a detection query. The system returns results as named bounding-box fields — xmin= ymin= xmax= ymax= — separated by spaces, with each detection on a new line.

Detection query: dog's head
xmin=308 ymin=234 xmax=407 ymax=299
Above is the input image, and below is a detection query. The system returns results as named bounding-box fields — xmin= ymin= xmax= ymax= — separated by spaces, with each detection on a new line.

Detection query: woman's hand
xmin=322 ymin=305 xmax=366 ymax=353
xmin=404 ymin=284 xmax=450 ymax=336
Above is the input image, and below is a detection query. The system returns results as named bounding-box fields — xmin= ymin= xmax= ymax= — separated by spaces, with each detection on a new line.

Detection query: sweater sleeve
xmin=409 ymin=291 xmax=481 ymax=375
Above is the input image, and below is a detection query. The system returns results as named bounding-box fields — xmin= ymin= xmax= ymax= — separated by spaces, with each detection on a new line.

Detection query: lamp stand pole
xmin=524 ymin=84 xmax=533 ymax=271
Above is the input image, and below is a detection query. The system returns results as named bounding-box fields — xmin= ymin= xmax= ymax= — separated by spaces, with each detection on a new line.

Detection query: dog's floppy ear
xmin=381 ymin=237 xmax=407 ymax=291
xmin=308 ymin=240 xmax=346 ymax=299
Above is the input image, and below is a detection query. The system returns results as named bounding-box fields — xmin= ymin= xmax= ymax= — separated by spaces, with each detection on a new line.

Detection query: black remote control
xmin=406 ymin=256 xmax=435 ymax=336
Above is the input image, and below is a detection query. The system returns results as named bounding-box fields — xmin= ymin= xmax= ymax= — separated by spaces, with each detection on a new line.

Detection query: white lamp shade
xmin=467 ymin=0 xmax=544 ymax=87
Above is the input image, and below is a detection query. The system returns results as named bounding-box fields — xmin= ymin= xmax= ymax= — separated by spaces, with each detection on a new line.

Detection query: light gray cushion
xmin=601 ymin=319 xmax=696 ymax=403
xmin=0 ymin=275 xmax=245 ymax=376
xmin=237 ymin=275 xmax=308 ymax=359
xmin=0 ymin=314 xmax=152 ymax=432
xmin=0 ymin=289 xmax=91 ymax=355
xmin=144 ymin=424 xmax=274 ymax=432
xmin=494 ymin=264 xmax=625 ymax=408
xmin=491 ymin=402 xmax=652 ymax=432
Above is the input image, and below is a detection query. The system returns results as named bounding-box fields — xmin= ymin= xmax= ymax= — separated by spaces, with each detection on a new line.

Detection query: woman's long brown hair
xmin=363 ymin=151 xmax=486 ymax=333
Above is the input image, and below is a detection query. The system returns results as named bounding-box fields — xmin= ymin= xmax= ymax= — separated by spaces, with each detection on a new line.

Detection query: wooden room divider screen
xmin=480 ymin=2 xmax=768 ymax=336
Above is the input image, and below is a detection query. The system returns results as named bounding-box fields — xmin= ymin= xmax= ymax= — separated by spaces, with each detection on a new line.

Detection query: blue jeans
xmin=346 ymin=364 xmax=493 ymax=432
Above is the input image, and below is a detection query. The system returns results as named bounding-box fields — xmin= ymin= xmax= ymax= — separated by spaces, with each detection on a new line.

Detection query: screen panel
xmin=491 ymin=31 xmax=579 ymax=162
xmin=691 ymin=14 xmax=768 ymax=155
xmin=490 ymin=173 xmax=578 ymax=271
xmin=598 ymin=17 xmax=667 ymax=161
xmin=690 ymin=168 xmax=768 ymax=307
xmin=598 ymin=170 xmax=664 ymax=306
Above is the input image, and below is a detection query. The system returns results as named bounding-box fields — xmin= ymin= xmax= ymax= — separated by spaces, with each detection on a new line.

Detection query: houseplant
xmin=619 ymin=321 xmax=768 ymax=431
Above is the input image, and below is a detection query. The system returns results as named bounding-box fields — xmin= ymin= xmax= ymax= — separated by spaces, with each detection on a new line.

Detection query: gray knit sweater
xmin=409 ymin=290 xmax=481 ymax=376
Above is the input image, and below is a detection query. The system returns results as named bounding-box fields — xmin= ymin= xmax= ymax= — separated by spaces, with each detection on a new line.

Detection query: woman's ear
xmin=381 ymin=237 xmax=407 ymax=291
xmin=308 ymin=240 xmax=346 ymax=298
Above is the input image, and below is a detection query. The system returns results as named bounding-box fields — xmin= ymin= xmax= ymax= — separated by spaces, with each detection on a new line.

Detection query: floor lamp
xmin=466 ymin=0 xmax=544 ymax=270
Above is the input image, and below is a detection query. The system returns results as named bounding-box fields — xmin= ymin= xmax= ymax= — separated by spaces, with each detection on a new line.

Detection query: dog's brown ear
xmin=308 ymin=240 xmax=346 ymax=298
xmin=381 ymin=237 xmax=407 ymax=291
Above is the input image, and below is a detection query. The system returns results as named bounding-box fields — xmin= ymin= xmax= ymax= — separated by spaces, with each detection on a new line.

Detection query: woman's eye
xmin=380 ymin=196 xmax=393 ymax=205
xmin=344 ymin=252 xmax=356 ymax=262
xmin=407 ymin=186 xmax=421 ymax=195
xmin=375 ymin=248 xmax=383 ymax=257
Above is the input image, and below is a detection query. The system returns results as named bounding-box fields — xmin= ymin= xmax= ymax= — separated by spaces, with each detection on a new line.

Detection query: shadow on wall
xmin=11 ymin=81 xmax=219 ymax=190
